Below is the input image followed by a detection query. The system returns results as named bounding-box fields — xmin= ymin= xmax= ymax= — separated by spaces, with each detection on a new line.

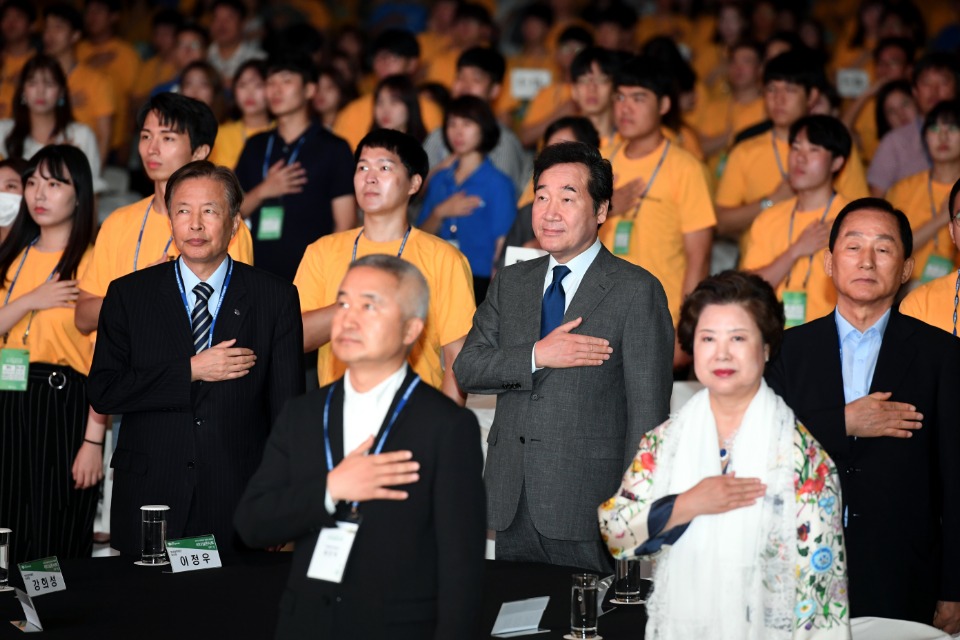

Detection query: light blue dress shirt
xmin=178 ymin=256 xmax=230 ymax=324
xmin=835 ymin=308 xmax=891 ymax=404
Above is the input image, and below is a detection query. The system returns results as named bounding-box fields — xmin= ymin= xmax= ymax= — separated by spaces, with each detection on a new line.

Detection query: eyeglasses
xmin=928 ymin=123 xmax=960 ymax=134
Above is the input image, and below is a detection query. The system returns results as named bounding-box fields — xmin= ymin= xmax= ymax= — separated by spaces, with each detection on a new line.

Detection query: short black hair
xmin=456 ymin=46 xmax=506 ymax=85
xmin=570 ymin=46 xmax=619 ymax=83
xmin=519 ymin=3 xmax=553 ymax=27
xmin=613 ymin=54 xmax=674 ymax=100
xmin=789 ymin=115 xmax=852 ymax=167
xmin=557 ymin=25 xmax=593 ymax=48
xmin=211 ymin=0 xmax=247 ymax=20
xmin=152 ymin=8 xmax=183 ymax=30
xmin=454 ymin=2 xmax=492 ymax=26
xmin=591 ymin=3 xmax=637 ymax=30
xmin=874 ymin=79 xmax=913 ymax=139
xmin=729 ymin=39 xmax=764 ymax=61
xmin=371 ymin=28 xmax=420 ymax=60
xmin=763 ymin=50 xmax=825 ymax=93
xmin=873 ymin=37 xmax=915 ymax=65
xmin=45 ymin=3 xmax=83 ymax=32
xmin=442 ymin=95 xmax=500 ymax=154
xmin=678 ymin=271 xmax=785 ymax=358
xmin=544 ymin=116 xmax=600 ymax=149
xmin=85 ymin=0 xmax=121 ymax=13
xmin=533 ymin=141 xmax=612 ymax=215
xmin=912 ymin=52 xmax=959 ymax=89
xmin=921 ymin=100 xmax=960 ymax=159
xmin=0 ymin=0 xmax=36 ymax=24
xmin=355 ymin=129 xmax=430 ymax=195
xmin=828 ymin=197 xmax=913 ymax=258
xmin=266 ymin=52 xmax=317 ymax=84
xmin=136 ymin=92 xmax=218 ymax=152
xmin=176 ymin=23 xmax=210 ymax=47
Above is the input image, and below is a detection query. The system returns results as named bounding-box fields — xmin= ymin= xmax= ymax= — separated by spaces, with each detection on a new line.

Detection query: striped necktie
xmin=191 ymin=282 xmax=215 ymax=353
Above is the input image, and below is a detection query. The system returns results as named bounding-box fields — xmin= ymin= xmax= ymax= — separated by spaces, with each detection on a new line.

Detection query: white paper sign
xmin=490 ymin=596 xmax=550 ymax=636
xmin=165 ymin=535 xmax=222 ymax=573
xmin=836 ymin=68 xmax=870 ymax=98
xmin=511 ymin=69 xmax=553 ymax=100
xmin=504 ymin=246 xmax=548 ymax=266
xmin=17 ymin=557 xmax=65 ymax=596
xmin=9 ymin=588 xmax=42 ymax=632
xmin=307 ymin=521 xmax=359 ymax=583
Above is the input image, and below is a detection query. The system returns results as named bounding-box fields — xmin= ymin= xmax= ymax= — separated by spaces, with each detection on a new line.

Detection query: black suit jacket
xmin=233 ymin=371 xmax=486 ymax=640
xmin=766 ymin=310 xmax=960 ymax=622
xmin=87 ymin=260 xmax=304 ymax=555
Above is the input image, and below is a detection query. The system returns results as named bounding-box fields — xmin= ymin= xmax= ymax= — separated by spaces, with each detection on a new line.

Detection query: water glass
xmin=0 ymin=528 xmax=10 ymax=591
xmin=139 ymin=505 xmax=169 ymax=565
xmin=615 ymin=556 xmax=644 ymax=603
xmin=570 ymin=573 xmax=599 ymax=638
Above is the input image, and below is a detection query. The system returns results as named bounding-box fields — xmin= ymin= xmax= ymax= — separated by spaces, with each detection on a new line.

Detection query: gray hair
xmin=349 ymin=254 xmax=429 ymax=320
xmin=164 ymin=160 xmax=243 ymax=218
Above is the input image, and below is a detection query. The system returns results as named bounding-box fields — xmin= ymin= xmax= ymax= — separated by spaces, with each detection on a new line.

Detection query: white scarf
xmin=646 ymin=380 xmax=797 ymax=640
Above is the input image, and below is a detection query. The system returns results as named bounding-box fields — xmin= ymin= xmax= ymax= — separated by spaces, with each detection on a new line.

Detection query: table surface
xmin=0 ymin=555 xmax=648 ymax=639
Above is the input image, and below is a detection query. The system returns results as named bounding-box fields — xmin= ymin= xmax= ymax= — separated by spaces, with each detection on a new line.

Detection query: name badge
xmin=448 ymin=238 xmax=461 ymax=250
xmin=782 ymin=290 xmax=807 ymax=328
xmin=257 ymin=206 xmax=284 ymax=241
xmin=18 ymin=557 xmax=65 ymax=597
xmin=921 ymin=254 xmax=953 ymax=283
xmin=0 ymin=348 xmax=28 ymax=392
xmin=510 ymin=68 xmax=553 ymax=100
xmin=836 ymin=69 xmax=870 ymax=98
xmin=165 ymin=535 xmax=222 ymax=573
xmin=307 ymin=520 xmax=359 ymax=583
xmin=613 ymin=220 xmax=634 ymax=255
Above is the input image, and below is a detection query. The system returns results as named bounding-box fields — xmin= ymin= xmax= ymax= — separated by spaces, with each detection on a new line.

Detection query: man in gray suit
xmin=453 ymin=141 xmax=673 ymax=572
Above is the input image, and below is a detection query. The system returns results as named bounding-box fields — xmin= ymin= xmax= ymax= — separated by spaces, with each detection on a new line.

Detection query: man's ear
xmin=658 ymin=94 xmax=671 ymax=117
xmin=806 ymin=87 xmax=821 ymax=112
xmin=192 ymin=144 xmax=211 ymax=161
xmin=408 ymin=173 xmax=423 ymax=196
xmin=596 ymin=200 xmax=609 ymax=225
xmin=489 ymin=82 xmax=501 ymax=102
xmin=403 ymin=316 xmax=425 ymax=346
xmin=823 ymin=249 xmax=834 ymax=278
xmin=901 ymin=256 xmax=915 ymax=284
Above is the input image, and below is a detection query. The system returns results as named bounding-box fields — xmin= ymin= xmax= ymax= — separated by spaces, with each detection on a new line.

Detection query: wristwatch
xmin=760 ymin=198 xmax=774 ymax=210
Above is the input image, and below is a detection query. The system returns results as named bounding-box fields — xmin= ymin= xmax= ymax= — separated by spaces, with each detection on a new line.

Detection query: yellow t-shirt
xmin=716 ymin=130 xmax=869 ymax=208
xmin=0 ymin=50 xmax=35 ymax=120
xmin=77 ymin=38 xmax=142 ymax=151
xmin=208 ymin=120 xmax=273 ymax=170
xmin=422 ymin=48 xmax=461 ymax=89
xmin=886 ymin=170 xmax=957 ymax=282
xmin=417 ymin=32 xmax=452 ymax=64
xmin=332 ymin=93 xmax=444 ymax=152
xmin=133 ymin=56 xmax=177 ymax=99
xmin=693 ymin=93 xmax=766 ymax=141
xmin=67 ymin=64 xmax=115 ymax=140
xmin=2 ymin=246 xmax=94 ymax=374
xmin=599 ymin=138 xmax=717 ymax=325
xmin=900 ymin=270 xmax=960 ymax=336
xmin=293 ymin=227 xmax=476 ymax=389
xmin=740 ymin=194 xmax=850 ymax=324
xmin=635 ymin=14 xmax=693 ymax=48
xmin=521 ymin=82 xmax=572 ymax=131
xmin=853 ymin=97 xmax=879 ymax=162
xmin=79 ymin=196 xmax=253 ymax=298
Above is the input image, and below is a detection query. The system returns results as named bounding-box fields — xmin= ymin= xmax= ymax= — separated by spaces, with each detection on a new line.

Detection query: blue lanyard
xmin=262 ymin=133 xmax=307 ymax=181
xmin=133 ymin=199 xmax=173 ymax=272
xmin=627 ymin=140 xmax=671 ymax=220
xmin=3 ymin=237 xmax=59 ymax=344
xmin=323 ymin=375 xmax=421 ymax=510
xmin=785 ymin=192 xmax=836 ymax=290
xmin=350 ymin=226 xmax=412 ymax=262
xmin=772 ymin=133 xmax=788 ymax=180
xmin=173 ymin=257 xmax=234 ymax=351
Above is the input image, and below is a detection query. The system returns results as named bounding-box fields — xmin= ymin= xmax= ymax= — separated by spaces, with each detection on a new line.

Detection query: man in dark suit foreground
xmin=234 ymin=255 xmax=486 ymax=640
xmin=88 ymin=161 xmax=304 ymax=555
xmin=766 ymin=197 xmax=960 ymax=633
xmin=453 ymin=141 xmax=673 ymax=573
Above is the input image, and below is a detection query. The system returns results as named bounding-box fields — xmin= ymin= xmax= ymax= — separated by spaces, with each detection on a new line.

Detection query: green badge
xmin=257 ymin=206 xmax=284 ymax=241
xmin=782 ymin=291 xmax=807 ymax=328
xmin=613 ymin=220 xmax=634 ymax=255
xmin=921 ymin=253 xmax=953 ymax=283
xmin=0 ymin=348 xmax=29 ymax=391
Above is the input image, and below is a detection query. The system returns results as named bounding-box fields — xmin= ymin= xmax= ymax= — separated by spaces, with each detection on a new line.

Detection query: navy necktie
xmin=191 ymin=282 xmax=215 ymax=353
xmin=540 ymin=265 xmax=571 ymax=338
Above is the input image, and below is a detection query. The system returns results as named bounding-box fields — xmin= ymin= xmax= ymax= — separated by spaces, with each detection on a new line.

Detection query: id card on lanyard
xmin=783 ymin=194 xmax=835 ymax=327
xmin=921 ymin=174 xmax=954 ymax=282
xmin=0 ymin=239 xmax=56 ymax=391
xmin=256 ymin=134 xmax=307 ymax=242
xmin=307 ymin=375 xmax=421 ymax=583
xmin=612 ymin=141 xmax=670 ymax=256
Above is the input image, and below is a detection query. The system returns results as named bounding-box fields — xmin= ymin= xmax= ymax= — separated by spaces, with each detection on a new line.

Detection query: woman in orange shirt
xmin=0 ymin=145 xmax=102 ymax=565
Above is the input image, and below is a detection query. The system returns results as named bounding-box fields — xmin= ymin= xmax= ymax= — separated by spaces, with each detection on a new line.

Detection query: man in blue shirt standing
xmin=766 ymin=197 xmax=960 ymax=634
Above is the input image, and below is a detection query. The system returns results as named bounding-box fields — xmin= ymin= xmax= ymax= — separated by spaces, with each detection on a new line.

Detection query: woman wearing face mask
xmin=0 ymin=145 xmax=104 ymax=566
xmin=0 ymin=157 xmax=27 ymax=244
xmin=0 ymin=55 xmax=105 ymax=192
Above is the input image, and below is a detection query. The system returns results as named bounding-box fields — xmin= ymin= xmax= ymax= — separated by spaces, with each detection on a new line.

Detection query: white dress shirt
xmin=324 ymin=363 xmax=409 ymax=514
xmin=531 ymin=237 xmax=603 ymax=371
xmin=178 ymin=256 xmax=230 ymax=325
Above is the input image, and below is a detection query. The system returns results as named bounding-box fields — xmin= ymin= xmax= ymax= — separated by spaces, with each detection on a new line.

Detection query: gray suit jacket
xmin=453 ymin=245 xmax=673 ymax=541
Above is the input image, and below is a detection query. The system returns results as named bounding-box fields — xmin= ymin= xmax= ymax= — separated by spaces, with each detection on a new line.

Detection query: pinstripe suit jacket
xmin=452 ymin=245 xmax=674 ymax=541
xmin=87 ymin=259 xmax=304 ymax=555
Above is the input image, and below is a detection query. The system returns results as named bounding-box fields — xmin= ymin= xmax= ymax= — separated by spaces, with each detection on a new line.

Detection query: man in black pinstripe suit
xmin=88 ymin=161 xmax=304 ymax=555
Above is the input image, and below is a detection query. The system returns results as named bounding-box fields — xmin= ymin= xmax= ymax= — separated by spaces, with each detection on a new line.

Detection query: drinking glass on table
xmin=0 ymin=528 xmax=10 ymax=591
xmin=570 ymin=573 xmax=599 ymax=638
xmin=138 ymin=505 xmax=169 ymax=565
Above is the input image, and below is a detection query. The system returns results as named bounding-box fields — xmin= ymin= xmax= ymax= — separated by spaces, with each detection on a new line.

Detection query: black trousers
xmin=0 ymin=362 xmax=99 ymax=565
